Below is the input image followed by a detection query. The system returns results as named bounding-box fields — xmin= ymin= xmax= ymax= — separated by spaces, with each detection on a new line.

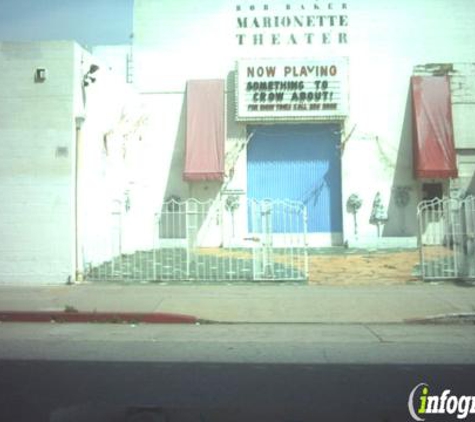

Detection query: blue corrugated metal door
xmin=247 ymin=124 xmax=342 ymax=233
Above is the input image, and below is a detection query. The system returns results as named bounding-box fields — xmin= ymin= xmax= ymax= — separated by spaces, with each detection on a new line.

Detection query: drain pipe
xmin=74 ymin=116 xmax=85 ymax=282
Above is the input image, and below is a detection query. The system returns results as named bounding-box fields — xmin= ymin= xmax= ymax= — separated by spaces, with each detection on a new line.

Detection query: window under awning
xmin=183 ymin=79 xmax=225 ymax=182
xmin=411 ymin=75 xmax=458 ymax=179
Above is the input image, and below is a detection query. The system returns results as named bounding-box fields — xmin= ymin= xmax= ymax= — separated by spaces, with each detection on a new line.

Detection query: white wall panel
xmin=0 ymin=41 xmax=76 ymax=284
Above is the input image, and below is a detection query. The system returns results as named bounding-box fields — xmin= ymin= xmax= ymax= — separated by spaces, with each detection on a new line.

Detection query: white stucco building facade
xmin=1 ymin=0 xmax=475 ymax=284
xmin=132 ymin=0 xmax=475 ymax=247
xmin=0 ymin=41 xmax=148 ymax=284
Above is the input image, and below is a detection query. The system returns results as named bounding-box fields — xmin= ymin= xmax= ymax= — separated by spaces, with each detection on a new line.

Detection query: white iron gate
xmin=84 ymin=198 xmax=308 ymax=283
xmin=417 ymin=196 xmax=475 ymax=281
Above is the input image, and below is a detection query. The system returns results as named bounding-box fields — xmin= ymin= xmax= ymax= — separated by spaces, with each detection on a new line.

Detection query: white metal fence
xmin=417 ymin=196 xmax=475 ymax=281
xmin=84 ymin=198 xmax=308 ymax=283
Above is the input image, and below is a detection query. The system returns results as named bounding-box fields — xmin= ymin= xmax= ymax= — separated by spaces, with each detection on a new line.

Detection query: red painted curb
xmin=0 ymin=311 xmax=198 ymax=324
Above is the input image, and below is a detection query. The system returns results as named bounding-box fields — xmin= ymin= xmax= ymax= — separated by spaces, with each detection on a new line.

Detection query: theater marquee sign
xmin=236 ymin=58 xmax=349 ymax=121
xmin=235 ymin=1 xmax=349 ymax=47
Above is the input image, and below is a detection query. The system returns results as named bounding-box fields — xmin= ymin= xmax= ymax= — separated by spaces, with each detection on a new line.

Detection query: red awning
xmin=184 ymin=79 xmax=225 ymax=182
xmin=411 ymin=76 xmax=458 ymax=179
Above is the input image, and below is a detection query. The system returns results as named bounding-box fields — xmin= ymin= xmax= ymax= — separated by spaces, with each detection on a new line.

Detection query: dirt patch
xmin=308 ymin=250 xmax=420 ymax=285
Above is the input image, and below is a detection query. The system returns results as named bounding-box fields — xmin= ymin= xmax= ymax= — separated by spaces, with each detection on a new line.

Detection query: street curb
xmin=0 ymin=311 xmax=198 ymax=324
xmin=404 ymin=312 xmax=475 ymax=325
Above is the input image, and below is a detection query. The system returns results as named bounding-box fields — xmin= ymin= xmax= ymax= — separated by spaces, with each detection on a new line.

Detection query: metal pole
xmin=74 ymin=117 xmax=85 ymax=282
xmin=303 ymin=204 xmax=309 ymax=281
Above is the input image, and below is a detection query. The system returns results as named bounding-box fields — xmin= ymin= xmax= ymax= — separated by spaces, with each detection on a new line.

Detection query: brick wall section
xmin=0 ymin=41 xmax=76 ymax=284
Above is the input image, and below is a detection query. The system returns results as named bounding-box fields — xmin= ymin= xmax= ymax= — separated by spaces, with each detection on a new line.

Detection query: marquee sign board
xmin=236 ymin=58 xmax=349 ymax=121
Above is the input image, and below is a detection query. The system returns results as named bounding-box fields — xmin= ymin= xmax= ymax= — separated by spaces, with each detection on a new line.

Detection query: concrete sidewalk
xmin=0 ymin=282 xmax=475 ymax=323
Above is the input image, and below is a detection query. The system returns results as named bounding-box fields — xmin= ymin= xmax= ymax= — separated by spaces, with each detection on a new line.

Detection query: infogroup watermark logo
xmin=408 ymin=383 xmax=475 ymax=420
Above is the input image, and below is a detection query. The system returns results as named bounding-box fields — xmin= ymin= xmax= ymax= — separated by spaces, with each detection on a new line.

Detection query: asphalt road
xmin=0 ymin=323 xmax=474 ymax=421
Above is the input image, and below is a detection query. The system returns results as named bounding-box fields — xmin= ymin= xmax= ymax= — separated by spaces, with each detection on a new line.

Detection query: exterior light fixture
xmin=88 ymin=64 xmax=99 ymax=74
xmin=35 ymin=68 xmax=47 ymax=83
xmin=83 ymin=64 xmax=100 ymax=87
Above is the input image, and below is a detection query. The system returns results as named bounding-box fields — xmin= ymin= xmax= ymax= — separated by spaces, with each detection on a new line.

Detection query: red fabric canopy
xmin=184 ymin=79 xmax=225 ymax=182
xmin=411 ymin=76 xmax=458 ymax=179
